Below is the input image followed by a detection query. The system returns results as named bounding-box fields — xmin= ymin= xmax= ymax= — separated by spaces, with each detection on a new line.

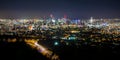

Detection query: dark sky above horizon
xmin=0 ymin=0 xmax=120 ymax=19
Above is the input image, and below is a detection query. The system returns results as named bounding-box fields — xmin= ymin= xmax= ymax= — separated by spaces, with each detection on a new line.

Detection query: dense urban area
xmin=0 ymin=17 xmax=120 ymax=60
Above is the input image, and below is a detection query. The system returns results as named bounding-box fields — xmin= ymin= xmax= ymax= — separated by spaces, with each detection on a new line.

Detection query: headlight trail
xmin=25 ymin=39 xmax=60 ymax=60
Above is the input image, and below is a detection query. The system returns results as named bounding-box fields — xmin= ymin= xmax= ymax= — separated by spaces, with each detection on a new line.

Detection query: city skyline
xmin=0 ymin=0 xmax=120 ymax=19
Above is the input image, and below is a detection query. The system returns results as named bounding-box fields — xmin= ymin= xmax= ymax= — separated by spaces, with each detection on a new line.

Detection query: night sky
xmin=0 ymin=0 xmax=120 ymax=19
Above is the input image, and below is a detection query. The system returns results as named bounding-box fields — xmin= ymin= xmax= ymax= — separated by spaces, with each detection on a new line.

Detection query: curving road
xmin=25 ymin=39 xmax=60 ymax=60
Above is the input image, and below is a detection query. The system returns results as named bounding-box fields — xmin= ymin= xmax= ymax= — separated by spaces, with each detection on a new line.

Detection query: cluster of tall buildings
xmin=0 ymin=16 xmax=120 ymax=33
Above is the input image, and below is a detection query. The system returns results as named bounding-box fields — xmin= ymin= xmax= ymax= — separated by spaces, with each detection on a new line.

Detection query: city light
xmin=0 ymin=17 xmax=120 ymax=60
xmin=54 ymin=42 xmax=59 ymax=45
xmin=25 ymin=39 xmax=60 ymax=60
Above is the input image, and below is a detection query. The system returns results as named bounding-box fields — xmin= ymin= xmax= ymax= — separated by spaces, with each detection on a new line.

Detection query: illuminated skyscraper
xmin=90 ymin=17 xmax=93 ymax=23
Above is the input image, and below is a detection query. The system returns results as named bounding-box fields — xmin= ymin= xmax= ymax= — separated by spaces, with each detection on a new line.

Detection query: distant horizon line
xmin=0 ymin=17 xmax=120 ymax=20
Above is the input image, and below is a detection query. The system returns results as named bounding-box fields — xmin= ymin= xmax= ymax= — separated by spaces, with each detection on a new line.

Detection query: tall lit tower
xmin=50 ymin=14 xmax=54 ymax=19
xmin=50 ymin=14 xmax=56 ymax=25
xmin=63 ymin=14 xmax=67 ymax=24
xmin=64 ymin=14 xmax=67 ymax=19
xmin=90 ymin=17 xmax=93 ymax=23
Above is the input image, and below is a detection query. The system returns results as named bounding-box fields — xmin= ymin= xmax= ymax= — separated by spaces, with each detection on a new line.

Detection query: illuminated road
xmin=25 ymin=39 xmax=60 ymax=60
